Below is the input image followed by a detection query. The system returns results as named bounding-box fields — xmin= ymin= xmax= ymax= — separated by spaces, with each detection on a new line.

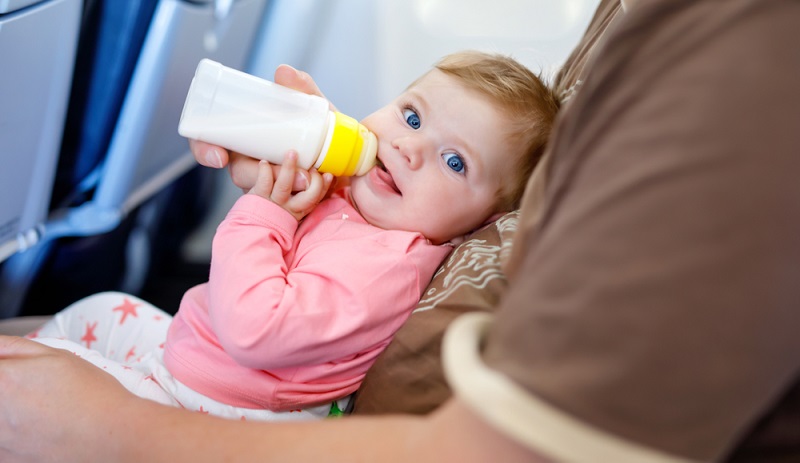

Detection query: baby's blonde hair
xmin=427 ymin=50 xmax=560 ymax=210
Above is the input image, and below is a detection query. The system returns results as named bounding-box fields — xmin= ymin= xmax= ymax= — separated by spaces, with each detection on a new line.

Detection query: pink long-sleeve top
xmin=164 ymin=188 xmax=451 ymax=411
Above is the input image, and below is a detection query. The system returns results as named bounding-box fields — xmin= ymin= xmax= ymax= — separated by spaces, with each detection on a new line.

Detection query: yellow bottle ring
xmin=319 ymin=112 xmax=365 ymax=176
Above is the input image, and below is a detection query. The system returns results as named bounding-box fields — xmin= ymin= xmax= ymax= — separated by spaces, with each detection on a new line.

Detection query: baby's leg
xmin=30 ymin=291 xmax=172 ymax=363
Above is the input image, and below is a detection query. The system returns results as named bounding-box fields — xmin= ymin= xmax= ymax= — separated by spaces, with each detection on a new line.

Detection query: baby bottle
xmin=178 ymin=59 xmax=377 ymax=177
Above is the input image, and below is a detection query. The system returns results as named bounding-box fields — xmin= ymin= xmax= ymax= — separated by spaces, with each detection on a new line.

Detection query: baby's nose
xmin=394 ymin=136 xmax=426 ymax=170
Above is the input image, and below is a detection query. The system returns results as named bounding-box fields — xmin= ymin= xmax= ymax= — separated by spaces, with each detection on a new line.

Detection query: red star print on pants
xmin=112 ymin=297 xmax=140 ymax=325
xmin=81 ymin=321 xmax=98 ymax=349
xmin=125 ymin=346 xmax=137 ymax=363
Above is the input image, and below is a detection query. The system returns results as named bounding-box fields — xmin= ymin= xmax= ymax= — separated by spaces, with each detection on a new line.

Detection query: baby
xmin=29 ymin=50 xmax=560 ymax=420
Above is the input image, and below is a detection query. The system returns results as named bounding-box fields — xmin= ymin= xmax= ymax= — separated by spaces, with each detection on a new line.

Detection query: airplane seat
xmin=14 ymin=0 xmax=164 ymax=317
xmin=50 ymin=0 xmax=160 ymax=210
xmin=0 ymin=0 xmax=270 ymax=318
xmin=0 ymin=0 xmax=82 ymax=315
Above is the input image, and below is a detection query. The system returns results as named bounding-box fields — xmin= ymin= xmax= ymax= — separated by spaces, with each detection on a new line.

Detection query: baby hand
xmin=248 ymin=151 xmax=334 ymax=221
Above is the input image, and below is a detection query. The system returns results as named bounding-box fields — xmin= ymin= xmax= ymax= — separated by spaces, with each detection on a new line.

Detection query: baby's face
xmin=349 ymin=70 xmax=518 ymax=244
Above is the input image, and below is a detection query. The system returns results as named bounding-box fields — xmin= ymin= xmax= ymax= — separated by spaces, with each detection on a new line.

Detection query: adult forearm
xmin=116 ymin=397 xmax=543 ymax=463
xmin=115 ymin=400 xmax=418 ymax=463
xmin=0 ymin=336 xmax=544 ymax=463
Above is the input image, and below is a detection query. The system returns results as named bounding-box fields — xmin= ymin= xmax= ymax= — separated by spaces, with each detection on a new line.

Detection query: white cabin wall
xmin=182 ymin=0 xmax=601 ymax=262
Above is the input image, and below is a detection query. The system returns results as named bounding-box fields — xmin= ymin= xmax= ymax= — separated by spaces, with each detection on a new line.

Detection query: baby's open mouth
xmin=375 ymin=159 xmax=401 ymax=195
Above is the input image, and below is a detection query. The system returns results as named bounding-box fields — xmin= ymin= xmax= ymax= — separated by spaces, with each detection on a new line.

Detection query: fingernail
xmin=296 ymin=172 xmax=309 ymax=189
xmin=206 ymin=148 xmax=223 ymax=168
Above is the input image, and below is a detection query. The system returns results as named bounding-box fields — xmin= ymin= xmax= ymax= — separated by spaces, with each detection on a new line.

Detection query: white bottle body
xmin=179 ymin=59 xmax=372 ymax=174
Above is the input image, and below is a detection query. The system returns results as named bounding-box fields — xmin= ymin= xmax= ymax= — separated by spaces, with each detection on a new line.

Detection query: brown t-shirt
xmin=351 ymin=0 xmax=626 ymax=418
xmin=505 ymin=0 xmax=624 ymax=279
xmin=457 ymin=0 xmax=800 ymax=461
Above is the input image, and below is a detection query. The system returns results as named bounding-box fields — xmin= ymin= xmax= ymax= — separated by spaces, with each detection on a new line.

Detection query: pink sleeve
xmin=207 ymin=194 xmax=433 ymax=371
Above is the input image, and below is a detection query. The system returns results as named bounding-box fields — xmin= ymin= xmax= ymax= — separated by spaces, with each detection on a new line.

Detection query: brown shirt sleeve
xmin=505 ymin=0 xmax=624 ymax=278
xmin=455 ymin=0 xmax=800 ymax=461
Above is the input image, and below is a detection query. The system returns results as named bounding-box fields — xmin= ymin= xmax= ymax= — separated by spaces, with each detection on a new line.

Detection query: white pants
xmin=31 ymin=291 xmax=346 ymax=421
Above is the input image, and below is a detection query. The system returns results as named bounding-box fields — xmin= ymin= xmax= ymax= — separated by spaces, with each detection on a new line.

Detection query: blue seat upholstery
xmin=0 ymin=0 xmax=81 ymax=266
xmin=0 ymin=0 xmax=270 ymax=318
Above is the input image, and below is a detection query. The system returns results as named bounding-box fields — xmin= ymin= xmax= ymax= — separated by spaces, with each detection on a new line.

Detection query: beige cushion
xmin=351 ymin=212 xmax=518 ymax=414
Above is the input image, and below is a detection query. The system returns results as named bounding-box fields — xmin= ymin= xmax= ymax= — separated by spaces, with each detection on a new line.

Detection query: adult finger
xmin=189 ymin=139 xmax=229 ymax=169
xmin=274 ymin=64 xmax=338 ymax=112
xmin=228 ymin=152 xmax=262 ymax=191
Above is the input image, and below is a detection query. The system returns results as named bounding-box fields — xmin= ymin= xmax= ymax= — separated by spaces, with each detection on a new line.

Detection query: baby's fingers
xmin=288 ymin=172 xmax=333 ymax=216
xmin=270 ymin=152 xmax=298 ymax=205
xmin=248 ymin=160 xmax=275 ymax=199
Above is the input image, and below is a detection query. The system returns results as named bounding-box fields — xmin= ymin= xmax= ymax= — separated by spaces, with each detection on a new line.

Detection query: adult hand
xmin=190 ymin=64 xmax=333 ymax=192
xmin=0 ymin=336 xmax=136 ymax=462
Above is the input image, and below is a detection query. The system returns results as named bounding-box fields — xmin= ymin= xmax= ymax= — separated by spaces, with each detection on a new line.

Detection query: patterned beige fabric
xmin=351 ymin=211 xmax=517 ymax=414
xmin=416 ymin=212 xmax=517 ymax=314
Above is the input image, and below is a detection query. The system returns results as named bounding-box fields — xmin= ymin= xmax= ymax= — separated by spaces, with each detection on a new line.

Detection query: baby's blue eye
xmin=403 ymin=108 xmax=421 ymax=129
xmin=443 ymin=153 xmax=465 ymax=173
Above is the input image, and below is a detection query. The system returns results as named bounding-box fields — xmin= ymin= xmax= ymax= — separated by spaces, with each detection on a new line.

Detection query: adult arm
xmin=0 ymin=335 xmax=545 ymax=463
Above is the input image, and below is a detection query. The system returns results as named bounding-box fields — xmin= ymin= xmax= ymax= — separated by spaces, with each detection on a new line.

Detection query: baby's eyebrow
xmin=406 ymin=89 xmax=430 ymax=113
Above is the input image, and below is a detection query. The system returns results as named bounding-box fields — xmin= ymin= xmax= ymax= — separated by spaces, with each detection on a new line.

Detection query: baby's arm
xmin=248 ymin=151 xmax=333 ymax=221
xmin=206 ymin=206 xmax=436 ymax=370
